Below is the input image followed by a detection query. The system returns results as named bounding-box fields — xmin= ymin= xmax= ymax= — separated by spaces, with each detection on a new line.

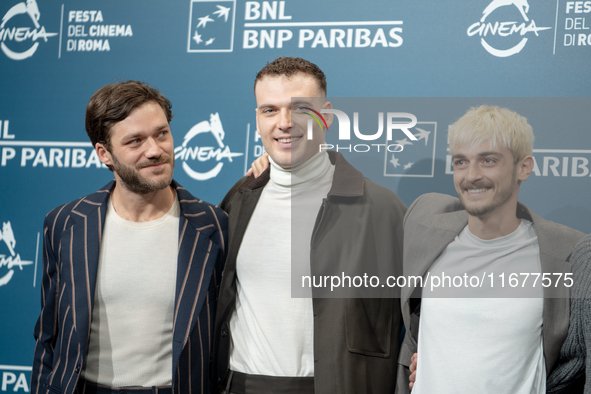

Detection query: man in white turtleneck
xmin=212 ymin=57 xmax=407 ymax=394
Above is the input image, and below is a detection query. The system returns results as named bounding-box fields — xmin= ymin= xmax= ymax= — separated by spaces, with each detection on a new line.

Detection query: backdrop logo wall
xmin=0 ymin=119 xmax=102 ymax=168
xmin=187 ymin=1 xmax=404 ymax=52
xmin=445 ymin=148 xmax=591 ymax=178
xmin=187 ymin=0 xmax=236 ymax=52
xmin=0 ymin=366 xmax=30 ymax=392
xmin=0 ymin=0 xmax=56 ymax=60
xmin=0 ymin=221 xmax=35 ymax=287
xmin=467 ymin=0 xmax=551 ymax=57
xmin=383 ymin=122 xmax=437 ymax=177
xmin=65 ymin=10 xmax=134 ymax=53
xmin=175 ymin=113 xmax=243 ymax=180
xmin=243 ymin=1 xmax=403 ymax=49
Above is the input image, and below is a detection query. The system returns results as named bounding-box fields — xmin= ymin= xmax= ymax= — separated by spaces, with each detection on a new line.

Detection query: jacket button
xmin=221 ymin=328 xmax=228 ymax=337
xmin=75 ymin=365 xmax=81 ymax=373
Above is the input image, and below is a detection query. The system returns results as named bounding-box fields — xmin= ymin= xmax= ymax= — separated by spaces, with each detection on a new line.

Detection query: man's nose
xmin=144 ymin=137 xmax=163 ymax=158
xmin=465 ymin=163 xmax=482 ymax=181
xmin=278 ymin=108 xmax=291 ymax=131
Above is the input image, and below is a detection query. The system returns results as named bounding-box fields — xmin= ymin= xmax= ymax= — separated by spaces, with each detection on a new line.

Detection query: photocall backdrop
xmin=1 ymin=0 xmax=590 ymax=390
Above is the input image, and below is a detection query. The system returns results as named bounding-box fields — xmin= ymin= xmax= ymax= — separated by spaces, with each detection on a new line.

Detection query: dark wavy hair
xmin=255 ymin=57 xmax=327 ymax=95
xmin=85 ymin=80 xmax=173 ymax=149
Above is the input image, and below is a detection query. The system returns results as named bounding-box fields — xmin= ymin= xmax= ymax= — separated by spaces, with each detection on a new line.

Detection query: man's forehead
xmin=453 ymin=141 xmax=511 ymax=157
xmin=110 ymin=102 xmax=169 ymax=134
xmin=255 ymin=73 xmax=323 ymax=95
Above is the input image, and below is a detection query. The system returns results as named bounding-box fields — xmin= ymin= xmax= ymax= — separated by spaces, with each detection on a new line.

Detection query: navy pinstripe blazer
xmin=31 ymin=180 xmax=227 ymax=394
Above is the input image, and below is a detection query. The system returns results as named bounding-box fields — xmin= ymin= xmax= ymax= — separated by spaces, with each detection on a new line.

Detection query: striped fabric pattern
xmin=32 ymin=180 xmax=227 ymax=394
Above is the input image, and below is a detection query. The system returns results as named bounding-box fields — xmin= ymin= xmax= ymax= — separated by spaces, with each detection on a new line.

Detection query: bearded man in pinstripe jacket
xmin=31 ymin=81 xmax=227 ymax=394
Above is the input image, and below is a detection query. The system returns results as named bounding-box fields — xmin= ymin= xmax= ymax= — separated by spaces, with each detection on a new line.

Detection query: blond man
xmin=397 ymin=106 xmax=584 ymax=393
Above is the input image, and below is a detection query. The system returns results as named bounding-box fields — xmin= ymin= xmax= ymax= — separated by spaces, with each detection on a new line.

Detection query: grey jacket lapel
xmin=526 ymin=208 xmax=571 ymax=373
xmin=401 ymin=210 xmax=468 ymax=311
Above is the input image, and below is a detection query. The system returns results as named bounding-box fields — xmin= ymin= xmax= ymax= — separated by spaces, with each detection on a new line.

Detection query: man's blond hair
xmin=449 ymin=105 xmax=534 ymax=163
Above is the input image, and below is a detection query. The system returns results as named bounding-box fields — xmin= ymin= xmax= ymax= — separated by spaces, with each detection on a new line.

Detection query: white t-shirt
xmin=82 ymin=197 xmax=179 ymax=387
xmin=413 ymin=220 xmax=545 ymax=394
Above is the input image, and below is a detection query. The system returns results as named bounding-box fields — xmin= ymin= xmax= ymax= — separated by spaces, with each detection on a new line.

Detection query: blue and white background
xmin=1 ymin=0 xmax=590 ymax=390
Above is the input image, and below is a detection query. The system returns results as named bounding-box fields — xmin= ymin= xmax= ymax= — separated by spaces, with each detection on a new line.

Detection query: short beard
xmin=111 ymin=154 xmax=174 ymax=195
xmin=459 ymin=166 xmax=517 ymax=219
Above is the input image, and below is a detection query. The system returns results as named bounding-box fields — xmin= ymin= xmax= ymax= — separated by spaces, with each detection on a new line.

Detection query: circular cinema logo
xmin=467 ymin=0 xmax=551 ymax=57
xmin=0 ymin=0 xmax=57 ymax=60
xmin=0 ymin=221 xmax=35 ymax=287
xmin=174 ymin=113 xmax=243 ymax=181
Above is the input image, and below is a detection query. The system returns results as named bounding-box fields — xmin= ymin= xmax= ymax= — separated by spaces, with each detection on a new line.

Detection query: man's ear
xmin=517 ymin=155 xmax=534 ymax=182
xmin=322 ymin=101 xmax=333 ymax=128
xmin=255 ymin=107 xmax=261 ymax=134
xmin=96 ymin=142 xmax=113 ymax=167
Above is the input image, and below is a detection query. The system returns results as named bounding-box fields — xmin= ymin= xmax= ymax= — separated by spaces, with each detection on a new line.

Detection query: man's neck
xmin=110 ymin=183 xmax=176 ymax=222
xmin=467 ymin=207 xmax=521 ymax=240
xmin=270 ymin=151 xmax=332 ymax=188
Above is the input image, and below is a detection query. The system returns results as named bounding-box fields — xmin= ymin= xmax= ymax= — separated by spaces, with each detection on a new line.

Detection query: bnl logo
xmin=187 ymin=0 xmax=236 ymax=52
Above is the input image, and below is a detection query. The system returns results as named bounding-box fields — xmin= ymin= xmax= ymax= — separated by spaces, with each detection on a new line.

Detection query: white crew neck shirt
xmin=82 ymin=197 xmax=179 ymax=387
xmin=413 ymin=220 xmax=545 ymax=394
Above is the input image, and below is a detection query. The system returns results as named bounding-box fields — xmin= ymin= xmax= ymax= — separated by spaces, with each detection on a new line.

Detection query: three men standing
xmin=32 ymin=63 xmax=588 ymax=394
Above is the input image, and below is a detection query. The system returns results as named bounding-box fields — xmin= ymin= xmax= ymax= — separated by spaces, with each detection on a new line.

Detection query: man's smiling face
xmin=452 ymin=142 xmax=521 ymax=220
xmin=97 ymin=101 xmax=175 ymax=195
xmin=254 ymin=72 xmax=331 ymax=169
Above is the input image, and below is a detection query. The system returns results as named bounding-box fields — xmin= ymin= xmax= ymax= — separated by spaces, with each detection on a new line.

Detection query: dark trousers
xmin=225 ymin=371 xmax=314 ymax=394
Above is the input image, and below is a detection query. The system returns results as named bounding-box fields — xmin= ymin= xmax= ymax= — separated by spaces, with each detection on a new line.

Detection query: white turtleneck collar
xmin=269 ymin=151 xmax=334 ymax=188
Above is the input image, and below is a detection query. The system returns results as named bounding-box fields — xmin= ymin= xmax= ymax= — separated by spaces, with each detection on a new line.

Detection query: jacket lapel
xmin=67 ymin=181 xmax=112 ymax=353
xmin=401 ymin=210 xmax=468 ymax=308
xmin=525 ymin=208 xmax=571 ymax=373
xmin=217 ymin=174 xmax=267 ymax=322
xmin=171 ymin=182 xmax=220 ymax=372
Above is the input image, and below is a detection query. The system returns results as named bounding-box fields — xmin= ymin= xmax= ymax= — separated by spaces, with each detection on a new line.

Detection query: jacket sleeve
xmin=31 ymin=212 xmax=60 ymax=394
xmin=546 ymin=234 xmax=591 ymax=393
xmin=396 ymin=194 xmax=428 ymax=394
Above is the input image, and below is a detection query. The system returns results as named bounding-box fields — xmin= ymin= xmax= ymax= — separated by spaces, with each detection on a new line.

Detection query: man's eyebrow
xmin=477 ymin=151 xmax=503 ymax=157
xmin=257 ymin=103 xmax=276 ymax=109
xmin=291 ymin=99 xmax=315 ymax=106
xmin=452 ymin=151 xmax=503 ymax=160
xmin=123 ymin=125 xmax=169 ymax=140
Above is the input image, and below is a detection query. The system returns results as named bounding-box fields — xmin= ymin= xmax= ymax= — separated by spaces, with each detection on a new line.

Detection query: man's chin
xmin=121 ymin=176 xmax=172 ymax=195
xmin=141 ymin=161 xmax=173 ymax=174
xmin=463 ymin=203 xmax=495 ymax=219
xmin=458 ymin=197 xmax=486 ymax=218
